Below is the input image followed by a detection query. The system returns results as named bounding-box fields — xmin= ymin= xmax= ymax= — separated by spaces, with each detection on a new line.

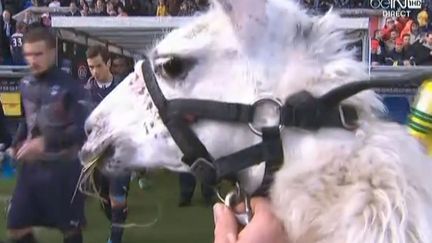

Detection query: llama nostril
xmin=84 ymin=124 xmax=92 ymax=137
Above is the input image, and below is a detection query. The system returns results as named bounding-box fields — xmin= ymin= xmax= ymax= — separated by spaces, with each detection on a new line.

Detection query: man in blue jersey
xmin=85 ymin=45 xmax=130 ymax=243
xmin=9 ymin=21 xmax=26 ymax=65
xmin=6 ymin=26 xmax=89 ymax=243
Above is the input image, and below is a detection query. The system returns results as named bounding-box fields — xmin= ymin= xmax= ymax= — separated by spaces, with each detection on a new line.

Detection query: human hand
xmin=39 ymin=145 xmax=80 ymax=162
xmin=16 ymin=137 xmax=45 ymax=162
xmin=213 ymin=197 xmax=287 ymax=243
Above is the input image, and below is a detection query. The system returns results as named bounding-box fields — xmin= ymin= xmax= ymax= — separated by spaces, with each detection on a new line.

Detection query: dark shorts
xmin=7 ymin=159 xmax=86 ymax=231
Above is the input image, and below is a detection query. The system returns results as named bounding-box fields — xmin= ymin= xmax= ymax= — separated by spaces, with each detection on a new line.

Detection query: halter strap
xmin=140 ymin=57 xmax=432 ymax=194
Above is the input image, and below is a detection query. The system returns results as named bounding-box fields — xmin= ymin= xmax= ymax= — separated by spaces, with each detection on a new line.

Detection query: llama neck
xmin=280 ymin=128 xmax=359 ymax=170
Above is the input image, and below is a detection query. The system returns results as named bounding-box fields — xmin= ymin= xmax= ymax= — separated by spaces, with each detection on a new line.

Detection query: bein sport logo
xmin=370 ymin=0 xmax=422 ymax=17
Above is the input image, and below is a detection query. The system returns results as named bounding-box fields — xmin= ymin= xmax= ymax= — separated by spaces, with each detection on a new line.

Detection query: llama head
xmin=80 ymin=0 xmax=383 ymax=188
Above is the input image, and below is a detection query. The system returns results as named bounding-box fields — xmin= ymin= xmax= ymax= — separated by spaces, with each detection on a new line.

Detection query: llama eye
xmin=154 ymin=56 xmax=196 ymax=81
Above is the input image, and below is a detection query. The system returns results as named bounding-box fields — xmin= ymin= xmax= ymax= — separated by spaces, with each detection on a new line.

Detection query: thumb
xmin=213 ymin=203 xmax=238 ymax=243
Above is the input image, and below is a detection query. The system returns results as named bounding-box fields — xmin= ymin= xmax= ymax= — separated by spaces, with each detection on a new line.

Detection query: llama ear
xmin=214 ymin=0 xmax=267 ymax=51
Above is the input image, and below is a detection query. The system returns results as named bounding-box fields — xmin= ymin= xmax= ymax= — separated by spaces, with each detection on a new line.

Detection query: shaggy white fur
xmin=80 ymin=0 xmax=432 ymax=242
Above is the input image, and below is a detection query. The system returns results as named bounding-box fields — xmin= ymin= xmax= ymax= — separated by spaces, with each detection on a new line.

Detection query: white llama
xmin=79 ymin=0 xmax=432 ymax=242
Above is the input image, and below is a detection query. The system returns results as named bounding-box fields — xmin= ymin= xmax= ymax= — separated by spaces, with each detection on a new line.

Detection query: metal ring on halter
xmin=248 ymin=97 xmax=284 ymax=136
xmin=216 ymin=182 xmax=244 ymax=204
xmin=217 ymin=182 xmax=253 ymax=225
xmin=216 ymin=186 xmax=227 ymax=203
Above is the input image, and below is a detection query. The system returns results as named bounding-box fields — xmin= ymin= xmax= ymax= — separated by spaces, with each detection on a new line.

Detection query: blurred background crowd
xmin=0 ymin=0 xmax=212 ymax=65
xmin=1 ymin=0 xmax=210 ymax=18
xmin=2 ymin=0 xmax=432 ymax=66
xmin=371 ymin=8 xmax=432 ymax=66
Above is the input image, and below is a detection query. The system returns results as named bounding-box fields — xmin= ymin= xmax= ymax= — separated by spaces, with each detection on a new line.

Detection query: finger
xmin=16 ymin=150 xmax=26 ymax=160
xmin=214 ymin=203 xmax=238 ymax=243
xmin=250 ymin=198 xmax=287 ymax=234
xmin=17 ymin=143 xmax=29 ymax=154
xmin=16 ymin=148 xmax=25 ymax=159
xmin=228 ymin=198 xmax=271 ymax=225
xmin=249 ymin=197 xmax=272 ymax=214
xmin=232 ymin=202 xmax=246 ymax=214
xmin=16 ymin=145 xmax=30 ymax=160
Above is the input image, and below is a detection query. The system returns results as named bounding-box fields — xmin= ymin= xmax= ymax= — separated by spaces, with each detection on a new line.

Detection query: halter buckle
xmin=248 ymin=97 xmax=283 ymax=136
xmin=339 ymin=105 xmax=358 ymax=130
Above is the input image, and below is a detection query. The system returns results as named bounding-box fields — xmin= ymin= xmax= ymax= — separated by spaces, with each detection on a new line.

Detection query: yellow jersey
xmin=408 ymin=80 xmax=432 ymax=155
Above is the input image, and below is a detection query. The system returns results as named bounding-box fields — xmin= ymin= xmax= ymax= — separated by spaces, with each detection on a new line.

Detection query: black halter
xmin=141 ymin=58 xmax=431 ymax=195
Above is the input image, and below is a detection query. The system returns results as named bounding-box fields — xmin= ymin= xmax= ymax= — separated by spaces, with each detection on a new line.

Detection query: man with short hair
xmin=409 ymin=30 xmax=432 ymax=65
xmin=66 ymin=1 xmax=81 ymax=16
xmin=385 ymin=30 xmax=399 ymax=53
xmin=85 ymin=45 xmax=130 ymax=243
xmin=86 ymin=45 xmax=121 ymax=103
xmin=111 ymin=56 xmax=131 ymax=81
xmin=91 ymin=0 xmax=108 ymax=16
xmin=6 ymin=26 xmax=88 ymax=243
xmin=385 ymin=37 xmax=410 ymax=66
xmin=402 ymin=33 xmax=411 ymax=47
xmin=0 ymin=9 xmax=16 ymax=64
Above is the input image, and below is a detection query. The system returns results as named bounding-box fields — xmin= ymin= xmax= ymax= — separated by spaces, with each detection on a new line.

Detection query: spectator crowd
xmin=0 ymin=0 xmax=210 ymax=65
xmin=371 ymin=5 xmax=432 ymax=66
xmin=301 ymin=0 xmax=369 ymax=13
xmin=1 ymin=0 xmax=210 ymax=17
xmin=4 ymin=0 xmax=432 ymax=66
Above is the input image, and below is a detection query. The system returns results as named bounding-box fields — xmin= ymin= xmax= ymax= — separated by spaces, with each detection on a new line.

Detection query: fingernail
xmin=227 ymin=233 xmax=236 ymax=243
xmin=213 ymin=203 xmax=223 ymax=224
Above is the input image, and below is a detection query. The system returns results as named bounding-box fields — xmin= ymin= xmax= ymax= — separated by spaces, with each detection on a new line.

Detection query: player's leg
xmin=6 ymin=166 xmax=38 ymax=243
xmin=7 ymin=228 xmax=36 ymax=243
xmin=107 ymin=174 xmax=130 ymax=243
xmin=94 ymin=169 xmax=112 ymax=220
xmin=60 ymin=189 xmax=85 ymax=243
xmin=201 ymin=181 xmax=216 ymax=206
xmin=46 ymin=160 xmax=86 ymax=243
xmin=178 ymin=172 xmax=196 ymax=207
xmin=62 ymin=228 xmax=83 ymax=243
